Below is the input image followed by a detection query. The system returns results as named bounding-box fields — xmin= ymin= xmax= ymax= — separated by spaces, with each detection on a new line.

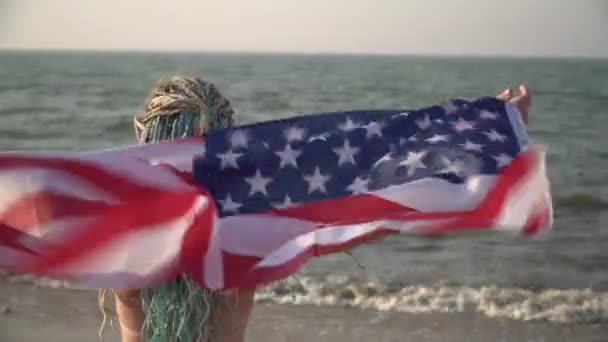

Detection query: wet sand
xmin=1 ymin=280 xmax=606 ymax=342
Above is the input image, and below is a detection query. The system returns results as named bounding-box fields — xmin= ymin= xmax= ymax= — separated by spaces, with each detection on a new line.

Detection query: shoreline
xmin=1 ymin=280 xmax=606 ymax=342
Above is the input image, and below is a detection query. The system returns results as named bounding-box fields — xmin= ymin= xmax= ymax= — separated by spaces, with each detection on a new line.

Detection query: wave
xmin=4 ymin=273 xmax=607 ymax=325
xmin=255 ymin=276 xmax=608 ymax=324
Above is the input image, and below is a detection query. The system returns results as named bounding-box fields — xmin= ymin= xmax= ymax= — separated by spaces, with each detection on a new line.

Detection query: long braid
xmin=100 ymin=75 xmax=236 ymax=342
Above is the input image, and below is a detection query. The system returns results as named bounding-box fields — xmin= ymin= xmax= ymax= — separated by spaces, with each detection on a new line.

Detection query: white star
xmin=493 ymin=153 xmax=512 ymax=169
xmin=347 ymin=177 xmax=369 ymax=195
xmin=453 ymin=118 xmax=475 ymax=132
xmin=434 ymin=119 xmax=444 ymax=124
xmin=245 ymin=169 xmax=272 ymax=196
xmin=285 ymin=126 xmax=306 ymax=142
xmin=399 ymin=151 xmax=427 ymax=176
xmin=303 ymin=167 xmax=331 ymax=194
xmin=479 ymin=110 xmax=498 ymax=120
xmin=230 ymin=130 xmax=248 ymax=149
xmin=273 ymin=194 xmax=298 ymax=209
xmin=461 ymin=140 xmax=483 ymax=152
xmin=220 ymin=194 xmax=242 ymax=213
xmin=484 ymin=129 xmax=507 ymax=142
xmin=333 ymin=140 xmax=360 ymax=166
xmin=363 ymin=121 xmax=383 ymax=139
xmin=437 ymin=158 xmax=466 ymax=176
xmin=275 ymin=144 xmax=301 ymax=169
xmin=217 ymin=150 xmax=242 ymax=170
xmin=416 ymin=115 xmax=432 ymax=130
xmin=338 ymin=118 xmax=360 ymax=132
xmin=408 ymin=135 xmax=417 ymax=142
xmin=425 ymin=134 xmax=450 ymax=144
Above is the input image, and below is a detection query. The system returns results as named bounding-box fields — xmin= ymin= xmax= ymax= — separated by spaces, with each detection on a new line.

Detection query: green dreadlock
xmin=123 ymin=76 xmax=236 ymax=342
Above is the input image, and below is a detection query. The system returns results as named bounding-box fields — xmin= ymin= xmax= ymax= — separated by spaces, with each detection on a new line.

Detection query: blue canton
xmin=193 ymin=97 xmax=524 ymax=217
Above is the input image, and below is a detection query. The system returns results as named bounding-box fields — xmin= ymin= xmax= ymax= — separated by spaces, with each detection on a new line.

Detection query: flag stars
xmin=219 ymin=194 xmax=242 ymax=213
xmin=217 ymin=149 xmax=242 ymax=170
xmin=484 ymin=129 xmax=507 ymax=142
xmin=303 ymin=167 xmax=331 ymax=194
xmin=285 ymin=126 xmax=306 ymax=142
xmin=347 ymin=177 xmax=369 ymax=195
xmin=399 ymin=151 xmax=427 ymax=176
xmin=461 ymin=140 xmax=483 ymax=152
xmin=275 ymin=144 xmax=301 ymax=169
xmin=333 ymin=140 xmax=360 ymax=166
xmin=273 ymin=194 xmax=298 ymax=209
xmin=363 ymin=121 xmax=383 ymax=139
xmin=245 ymin=169 xmax=273 ymax=196
xmin=229 ymin=130 xmax=248 ymax=149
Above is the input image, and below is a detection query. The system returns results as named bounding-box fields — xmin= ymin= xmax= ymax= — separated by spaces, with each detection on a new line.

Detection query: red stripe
xmin=0 ymin=224 xmax=43 ymax=255
xmin=220 ymin=228 xmax=397 ymax=289
xmin=367 ymin=147 xmax=541 ymax=234
xmin=216 ymin=148 xmax=546 ymax=289
xmin=0 ymin=156 xmax=171 ymax=200
xmin=268 ymin=194 xmax=417 ymax=225
xmin=523 ymin=203 xmax=552 ymax=236
xmin=0 ymin=192 xmax=111 ymax=233
xmin=20 ymin=190 xmax=204 ymax=276
xmin=181 ymin=191 xmax=215 ymax=285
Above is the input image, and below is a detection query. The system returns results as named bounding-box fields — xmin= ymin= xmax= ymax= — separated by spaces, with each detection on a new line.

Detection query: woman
xmin=107 ymin=77 xmax=532 ymax=342
xmin=110 ymin=76 xmax=255 ymax=342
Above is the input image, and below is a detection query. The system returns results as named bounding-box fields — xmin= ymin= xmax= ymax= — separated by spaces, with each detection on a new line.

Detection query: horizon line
xmin=0 ymin=47 xmax=607 ymax=60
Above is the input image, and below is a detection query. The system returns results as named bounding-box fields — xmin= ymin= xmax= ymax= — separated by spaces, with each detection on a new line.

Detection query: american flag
xmin=0 ymin=97 xmax=552 ymax=290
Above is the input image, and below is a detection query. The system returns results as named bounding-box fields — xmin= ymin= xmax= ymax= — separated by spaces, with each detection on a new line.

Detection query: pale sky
xmin=1 ymin=0 xmax=607 ymax=57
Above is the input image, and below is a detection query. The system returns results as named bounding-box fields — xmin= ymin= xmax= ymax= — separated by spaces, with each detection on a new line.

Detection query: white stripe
xmin=372 ymin=175 xmax=497 ymax=212
xmin=494 ymin=151 xmax=552 ymax=231
xmin=217 ymin=214 xmax=316 ymax=256
xmin=0 ymin=168 xmax=117 ymax=211
xmin=203 ymin=213 xmax=225 ymax=289
xmin=85 ymin=139 xmax=204 ymax=173
xmin=57 ymin=195 xmax=209 ymax=288
xmin=81 ymin=151 xmax=196 ymax=191
xmin=219 ymin=156 xmax=551 ymax=272
xmin=254 ymin=218 xmax=453 ymax=268
xmin=505 ymin=102 xmax=529 ymax=149
xmin=214 ymin=175 xmax=499 ymax=259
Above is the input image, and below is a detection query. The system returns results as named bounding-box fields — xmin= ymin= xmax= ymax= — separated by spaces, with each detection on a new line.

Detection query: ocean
xmin=0 ymin=51 xmax=607 ymax=331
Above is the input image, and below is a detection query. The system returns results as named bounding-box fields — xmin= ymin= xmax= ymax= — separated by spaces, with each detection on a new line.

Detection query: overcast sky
xmin=1 ymin=0 xmax=607 ymax=57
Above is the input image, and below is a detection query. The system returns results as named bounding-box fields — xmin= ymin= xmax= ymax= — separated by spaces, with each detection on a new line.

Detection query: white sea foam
xmin=4 ymin=271 xmax=606 ymax=324
xmin=255 ymin=276 xmax=608 ymax=324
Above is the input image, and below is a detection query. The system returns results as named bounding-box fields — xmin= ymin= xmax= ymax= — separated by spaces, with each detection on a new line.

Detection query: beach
xmin=1 ymin=277 xmax=606 ymax=342
xmin=0 ymin=51 xmax=607 ymax=341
